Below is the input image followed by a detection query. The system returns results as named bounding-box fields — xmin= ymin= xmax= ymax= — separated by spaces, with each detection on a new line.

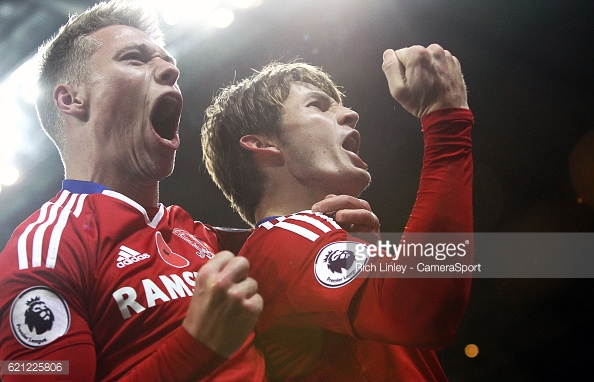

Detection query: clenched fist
xmin=382 ymin=44 xmax=469 ymax=118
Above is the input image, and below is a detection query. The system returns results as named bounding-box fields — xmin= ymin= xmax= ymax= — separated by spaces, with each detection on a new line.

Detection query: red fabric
xmin=0 ymin=188 xmax=265 ymax=381
xmin=240 ymin=108 xmax=474 ymax=381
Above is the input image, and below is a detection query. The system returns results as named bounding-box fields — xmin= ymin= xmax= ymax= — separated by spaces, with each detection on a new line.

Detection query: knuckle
xmin=250 ymin=277 xmax=258 ymax=290
xmin=231 ymin=255 xmax=250 ymax=272
xmin=358 ymin=199 xmax=371 ymax=210
xmin=427 ymin=43 xmax=443 ymax=51
xmin=226 ymin=284 xmax=244 ymax=300
xmin=207 ymin=277 xmax=226 ymax=295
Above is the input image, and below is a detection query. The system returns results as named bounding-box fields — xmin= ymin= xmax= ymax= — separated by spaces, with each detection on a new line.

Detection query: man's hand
xmin=382 ymin=44 xmax=469 ymax=118
xmin=312 ymin=194 xmax=380 ymax=236
xmin=183 ymin=251 xmax=262 ymax=358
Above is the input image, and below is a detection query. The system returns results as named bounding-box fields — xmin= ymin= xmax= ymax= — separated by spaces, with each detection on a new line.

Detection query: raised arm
xmin=349 ymin=44 xmax=473 ymax=348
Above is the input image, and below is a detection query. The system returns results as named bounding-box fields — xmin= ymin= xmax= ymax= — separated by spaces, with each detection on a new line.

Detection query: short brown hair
xmin=36 ymin=0 xmax=163 ymax=154
xmin=201 ymin=62 xmax=343 ymax=225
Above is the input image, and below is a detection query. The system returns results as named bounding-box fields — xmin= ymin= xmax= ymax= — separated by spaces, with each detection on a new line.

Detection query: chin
xmin=151 ymin=158 xmax=176 ymax=181
xmin=356 ymin=173 xmax=372 ymax=194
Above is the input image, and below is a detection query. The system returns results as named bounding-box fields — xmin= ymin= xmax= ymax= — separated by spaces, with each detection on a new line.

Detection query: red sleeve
xmin=0 ymin=209 xmax=97 ymax=381
xmin=350 ymin=108 xmax=474 ymax=349
xmin=407 ymin=107 xmax=474 ymax=233
xmin=120 ymin=326 xmax=226 ymax=382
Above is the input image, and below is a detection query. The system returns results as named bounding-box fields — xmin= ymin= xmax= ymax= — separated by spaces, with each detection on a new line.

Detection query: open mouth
xmin=342 ymin=130 xmax=361 ymax=155
xmin=151 ymin=93 xmax=182 ymax=141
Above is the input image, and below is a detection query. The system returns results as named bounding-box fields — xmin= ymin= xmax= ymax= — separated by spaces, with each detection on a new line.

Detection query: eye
xmin=307 ymin=99 xmax=330 ymax=111
xmin=122 ymin=51 xmax=144 ymax=63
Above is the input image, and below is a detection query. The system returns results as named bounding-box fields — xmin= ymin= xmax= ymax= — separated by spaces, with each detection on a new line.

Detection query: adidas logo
xmin=116 ymin=246 xmax=150 ymax=268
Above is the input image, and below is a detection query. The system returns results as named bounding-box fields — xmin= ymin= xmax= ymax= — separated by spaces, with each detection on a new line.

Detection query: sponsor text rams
xmin=355 ymin=240 xmax=469 ymax=261
xmin=112 ymin=272 xmax=197 ymax=319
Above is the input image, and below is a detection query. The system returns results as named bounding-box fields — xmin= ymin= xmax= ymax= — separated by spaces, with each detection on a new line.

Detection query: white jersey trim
xmin=276 ymin=222 xmax=320 ymax=242
xmin=102 ymin=190 xmax=164 ymax=228
xmin=288 ymin=214 xmax=332 ymax=233
xmin=259 ymin=211 xmax=340 ymax=242
xmin=17 ymin=189 xmax=164 ymax=270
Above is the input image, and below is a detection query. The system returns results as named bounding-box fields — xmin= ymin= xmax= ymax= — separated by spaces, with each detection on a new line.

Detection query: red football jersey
xmin=0 ymin=181 xmax=265 ymax=381
xmin=240 ymin=108 xmax=474 ymax=381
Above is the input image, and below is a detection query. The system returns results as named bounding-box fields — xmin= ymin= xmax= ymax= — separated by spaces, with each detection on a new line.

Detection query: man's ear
xmin=54 ymin=84 xmax=87 ymax=118
xmin=240 ymin=134 xmax=283 ymax=166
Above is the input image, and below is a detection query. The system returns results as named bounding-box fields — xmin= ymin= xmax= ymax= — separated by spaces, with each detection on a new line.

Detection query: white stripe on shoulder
xmin=18 ymin=190 xmax=71 ymax=270
xmin=286 ymin=214 xmax=332 ymax=233
xmin=18 ymin=201 xmax=52 ymax=269
xmin=260 ymin=221 xmax=274 ymax=230
xmin=72 ymin=193 xmax=87 ymax=217
xmin=313 ymin=211 xmax=341 ymax=229
xmin=46 ymin=193 xmax=81 ymax=269
xmin=260 ymin=211 xmax=342 ymax=242
xmin=275 ymin=221 xmax=320 ymax=242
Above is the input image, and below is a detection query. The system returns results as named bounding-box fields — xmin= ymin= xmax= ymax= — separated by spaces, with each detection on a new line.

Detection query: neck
xmin=65 ymin=165 xmax=160 ymax=210
xmin=253 ymin=179 xmax=326 ymax=225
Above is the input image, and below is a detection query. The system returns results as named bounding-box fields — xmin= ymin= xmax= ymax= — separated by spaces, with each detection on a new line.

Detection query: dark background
xmin=1 ymin=1 xmax=593 ymax=380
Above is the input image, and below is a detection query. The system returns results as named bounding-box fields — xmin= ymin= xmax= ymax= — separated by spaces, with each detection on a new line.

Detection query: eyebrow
xmin=306 ymin=90 xmax=337 ymax=105
xmin=117 ymin=42 xmax=176 ymax=65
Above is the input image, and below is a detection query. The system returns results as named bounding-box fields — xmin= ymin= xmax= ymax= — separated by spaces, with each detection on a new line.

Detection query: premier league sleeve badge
xmin=10 ymin=286 xmax=71 ymax=348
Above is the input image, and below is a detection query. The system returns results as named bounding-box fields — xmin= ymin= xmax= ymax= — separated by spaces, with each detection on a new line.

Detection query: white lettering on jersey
xmin=183 ymin=272 xmax=196 ymax=287
xmin=112 ymin=287 xmax=146 ymax=319
xmin=112 ymin=272 xmax=198 ymax=319
xmin=172 ymin=228 xmax=215 ymax=259
xmin=143 ymin=279 xmax=171 ymax=308
xmin=116 ymin=246 xmax=151 ymax=268
xmin=159 ymin=274 xmax=193 ymax=299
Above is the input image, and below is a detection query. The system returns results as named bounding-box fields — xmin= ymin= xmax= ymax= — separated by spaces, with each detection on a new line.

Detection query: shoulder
xmin=2 ymin=191 xmax=95 ymax=270
xmin=255 ymin=210 xmax=344 ymax=243
xmin=166 ymin=204 xmax=221 ymax=253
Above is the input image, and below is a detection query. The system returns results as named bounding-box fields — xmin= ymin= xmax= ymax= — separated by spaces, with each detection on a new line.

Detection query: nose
xmin=155 ymin=59 xmax=180 ymax=87
xmin=338 ymin=107 xmax=359 ymax=129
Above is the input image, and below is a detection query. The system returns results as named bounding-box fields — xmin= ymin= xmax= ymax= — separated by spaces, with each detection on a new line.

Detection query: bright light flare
xmin=0 ymin=54 xmax=43 ymax=191
xmin=147 ymin=0 xmax=261 ymax=27
xmin=11 ymin=58 xmax=39 ymax=104
xmin=0 ymin=165 xmax=20 ymax=186
xmin=150 ymin=0 xmax=221 ymax=25
xmin=464 ymin=343 xmax=479 ymax=358
xmin=209 ymin=8 xmax=235 ymax=28
xmin=231 ymin=0 xmax=264 ymax=9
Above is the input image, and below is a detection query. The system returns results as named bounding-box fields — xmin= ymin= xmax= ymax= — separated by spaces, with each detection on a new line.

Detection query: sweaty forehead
xmin=90 ymin=24 xmax=173 ymax=62
xmin=288 ymin=81 xmax=338 ymax=104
